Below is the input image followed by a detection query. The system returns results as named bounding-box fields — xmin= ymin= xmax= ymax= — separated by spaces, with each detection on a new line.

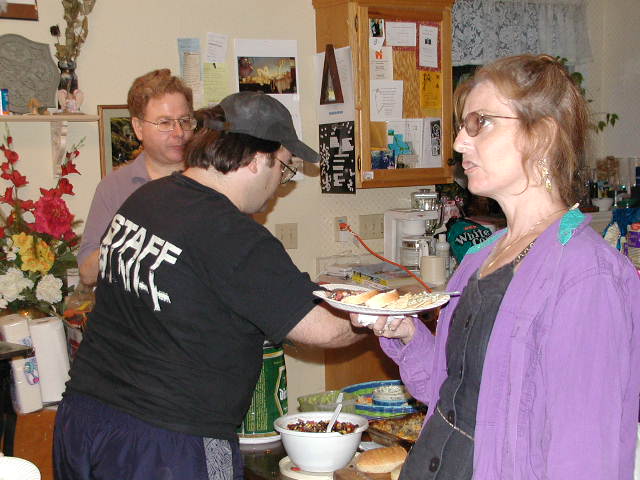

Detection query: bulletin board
xmin=365 ymin=9 xmax=446 ymax=175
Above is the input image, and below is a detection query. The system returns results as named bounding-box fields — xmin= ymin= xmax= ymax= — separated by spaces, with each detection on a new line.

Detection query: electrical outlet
xmin=359 ymin=214 xmax=384 ymax=239
xmin=275 ymin=223 xmax=298 ymax=249
xmin=334 ymin=216 xmax=349 ymax=242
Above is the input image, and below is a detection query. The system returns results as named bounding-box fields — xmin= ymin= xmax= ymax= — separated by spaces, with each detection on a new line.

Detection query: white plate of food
xmin=313 ymin=283 xmax=450 ymax=316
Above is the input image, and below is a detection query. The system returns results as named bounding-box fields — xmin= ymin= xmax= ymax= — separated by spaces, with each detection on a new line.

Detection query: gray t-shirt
xmin=77 ymin=153 xmax=149 ymax=265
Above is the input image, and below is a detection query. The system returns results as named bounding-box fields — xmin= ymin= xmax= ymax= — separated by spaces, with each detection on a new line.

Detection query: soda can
xmin=1 ymin=89 xmax=9 ymax=115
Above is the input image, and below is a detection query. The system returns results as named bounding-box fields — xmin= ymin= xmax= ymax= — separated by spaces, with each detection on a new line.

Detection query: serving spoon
xmin=326 ymin=392 xmax=344 ymax=433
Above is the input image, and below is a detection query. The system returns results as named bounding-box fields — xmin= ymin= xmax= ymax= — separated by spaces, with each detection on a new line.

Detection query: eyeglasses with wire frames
xmin=278 ymin=158 xmax=297 ymax=184
xmin=141 ymin=116 xmax=198 ymax=132
xmin=457 ymin=111 xmax=519 ymax=137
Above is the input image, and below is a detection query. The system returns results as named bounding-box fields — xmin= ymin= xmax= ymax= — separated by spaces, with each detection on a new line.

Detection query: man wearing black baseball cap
xmin=54 ymin=92 xmax=366 ymax=480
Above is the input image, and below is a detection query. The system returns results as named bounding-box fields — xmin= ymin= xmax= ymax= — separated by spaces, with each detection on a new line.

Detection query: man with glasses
xmin=54 ymin=92 xmax=370 ymax=480
xmin=76 ymin=69 xmax=195 ymax=285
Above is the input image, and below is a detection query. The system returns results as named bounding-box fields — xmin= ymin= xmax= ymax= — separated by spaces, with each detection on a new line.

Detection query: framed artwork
xmin=0 ymin=1 xmax=38 ymax=20
xmin=98 ymin=104 xmax=143 ymax=178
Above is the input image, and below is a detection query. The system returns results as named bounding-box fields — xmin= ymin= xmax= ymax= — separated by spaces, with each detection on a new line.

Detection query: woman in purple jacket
xmin=360 ymin=54 xmax=640 ymax=479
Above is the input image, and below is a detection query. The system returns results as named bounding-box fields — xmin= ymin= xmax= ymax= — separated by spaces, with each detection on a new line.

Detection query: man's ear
xmin=247 ymin=154 xmax=261 ymax=174
xmin=131 ymin=117 xmax=144 ymax=142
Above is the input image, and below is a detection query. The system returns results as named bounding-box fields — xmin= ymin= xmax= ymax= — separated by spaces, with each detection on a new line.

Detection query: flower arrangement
xmin=49 ymin=0 xmax=97 ymax=65
xmin=0 ymin=128 xmax=83 ymax=315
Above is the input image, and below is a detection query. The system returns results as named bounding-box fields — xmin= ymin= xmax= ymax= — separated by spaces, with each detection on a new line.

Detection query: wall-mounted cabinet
xmin=313 ymin=0 xmax=454 ymax=189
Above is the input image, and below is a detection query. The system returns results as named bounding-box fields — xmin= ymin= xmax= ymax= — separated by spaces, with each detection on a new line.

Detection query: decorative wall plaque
xmin=0 ymin=34 xmax=59 ymax=113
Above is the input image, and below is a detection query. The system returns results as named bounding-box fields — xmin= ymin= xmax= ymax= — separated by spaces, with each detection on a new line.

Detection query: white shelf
xmin=0 ymin=114 xmax=99 ymax=175
xmin=0 ymin=114 xmax=98 ymax=122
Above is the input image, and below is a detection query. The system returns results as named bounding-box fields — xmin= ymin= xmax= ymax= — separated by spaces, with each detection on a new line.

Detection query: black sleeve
xmin=221 ymin=236 xmax=318 ymax=344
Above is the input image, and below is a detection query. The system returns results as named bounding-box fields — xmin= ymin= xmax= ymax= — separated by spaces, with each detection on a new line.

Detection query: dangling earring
xmin=538 ymin=158 xmax=552 ymax=192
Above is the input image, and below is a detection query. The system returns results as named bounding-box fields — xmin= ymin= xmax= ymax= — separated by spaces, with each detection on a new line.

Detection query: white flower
xmin=2 ymin=239 xmax=19 ymax=261
xmin=0 ymin=297 xmax=7 ymax=309
xmin=0 ymin=268 xmax=34 ymax=303
xmin=35 ymin=274 xmax=63 ymax=305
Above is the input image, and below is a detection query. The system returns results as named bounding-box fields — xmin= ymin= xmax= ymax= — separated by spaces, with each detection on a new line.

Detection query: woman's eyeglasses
xmin=457 ymin=111 xmax=519 ymax=137
xmin=142 ymin=117 xmax=198 ymax=132
xmin=278 ymin=159 xmax=297 ymax=184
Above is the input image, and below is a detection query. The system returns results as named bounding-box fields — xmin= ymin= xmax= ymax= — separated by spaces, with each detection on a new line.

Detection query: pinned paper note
xmin=422 ymin=118 xmax=442 ymax=168
xmin=206 ymin=32 xmax=228 ymax=63
xmin=419 ymin=71 xmax=441 ymax=111
xmin=369 ymin=46 xmax=393 ymax=80
xmin=418 ymin=24 xmax=439 ymax=69
xmin=178 ymin=38 xmax=200 ymax=78
xmin=385 ymin=22 xmax=416 ymax=47
xmin=370 ymin=80 xmax=403 ymax=121
xmin=203 ymin=63 xmax=231 ymax=106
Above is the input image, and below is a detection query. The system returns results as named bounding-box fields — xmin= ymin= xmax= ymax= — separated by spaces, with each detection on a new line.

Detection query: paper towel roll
xmin=28 ymin=316 xmax=70 ymax=404
xmin=0 ymin=313 xmax=43 ymax=413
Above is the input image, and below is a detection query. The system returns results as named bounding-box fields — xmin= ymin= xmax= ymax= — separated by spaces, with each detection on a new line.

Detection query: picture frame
xmin=0 ymin=1 xmax=38 ymax=20
xmin=98 ymin=104 xmax=143 ymax=178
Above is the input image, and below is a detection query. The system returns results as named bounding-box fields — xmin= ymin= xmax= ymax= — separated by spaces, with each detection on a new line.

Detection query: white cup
xmin=592 ymin=197 xmax=614 ymax=211
xmin=420 ymin=255 xmax=446 ymax=286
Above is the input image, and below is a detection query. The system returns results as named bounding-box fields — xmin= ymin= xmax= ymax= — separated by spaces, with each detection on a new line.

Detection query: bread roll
xmin=364 ymin=289 xmax=400 ymax=308
xmin=355 ymin=445 xmax=407 ymax=474
xmin=341 ymin=289 xmax=379 ymax=305
xmin=390 ymin=464 xmax=403 ymax=480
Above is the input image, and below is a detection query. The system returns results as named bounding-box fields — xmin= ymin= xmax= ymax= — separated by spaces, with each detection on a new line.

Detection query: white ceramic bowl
xmin=274 ymin=411 xmax=368 ymax=472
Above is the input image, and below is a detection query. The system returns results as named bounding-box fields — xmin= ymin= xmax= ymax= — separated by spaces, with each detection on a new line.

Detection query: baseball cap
xmin=219 ymin=91 xmax=319 ymax=163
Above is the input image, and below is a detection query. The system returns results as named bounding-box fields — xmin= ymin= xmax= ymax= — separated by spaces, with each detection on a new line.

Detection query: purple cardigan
xmin=381 ymin=210 xmax=640 ymax=479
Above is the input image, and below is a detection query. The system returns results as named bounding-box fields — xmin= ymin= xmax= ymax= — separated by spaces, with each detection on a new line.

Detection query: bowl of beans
xmin=274 ymin=411 xmax=369 ymax=472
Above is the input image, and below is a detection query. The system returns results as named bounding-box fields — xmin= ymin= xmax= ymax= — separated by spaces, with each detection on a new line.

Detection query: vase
xmin=57 ymin=60 xmax=78 ymax=94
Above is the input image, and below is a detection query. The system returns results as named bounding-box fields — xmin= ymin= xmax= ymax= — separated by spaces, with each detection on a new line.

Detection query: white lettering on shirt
xmin=98 ymin=215 xmax=182 ymax=311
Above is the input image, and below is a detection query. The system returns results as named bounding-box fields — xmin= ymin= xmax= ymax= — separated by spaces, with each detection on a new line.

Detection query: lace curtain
xmin=452 ymin=0 xmax=591 ymax=66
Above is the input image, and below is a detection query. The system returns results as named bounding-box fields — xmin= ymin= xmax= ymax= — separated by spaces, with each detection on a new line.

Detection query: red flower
xmin=56 ymin=178 xmax=75 ymax=195
xmin=61 ymin=159 xmax=80 ymax=176
xmin=0 ymin=186 xmax=13 ymax=204
xmin=63 ymin=230 xmax=78 ymax=245
xmin=19 ymin=199 xmax=35 ymax=211
xmin=32 ymin=192 xmax=74 ymax=239
xmin=2 ymin=148 xmax=19 ymax=164
xmin=0 ymin=162 xmax=10 ymax=179
xmin=39 ymin=187 xmax=62 ymax=198
xmin=6 ymin=170 xmax=27 ymax=187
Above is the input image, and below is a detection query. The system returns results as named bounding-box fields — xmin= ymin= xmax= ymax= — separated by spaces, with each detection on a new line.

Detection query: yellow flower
xmin=11 ymin=233 xmax=55 ymax=274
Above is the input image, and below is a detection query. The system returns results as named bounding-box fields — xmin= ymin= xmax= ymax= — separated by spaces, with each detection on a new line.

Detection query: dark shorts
xmin=53 ymin=393 xmax=244 ymax=480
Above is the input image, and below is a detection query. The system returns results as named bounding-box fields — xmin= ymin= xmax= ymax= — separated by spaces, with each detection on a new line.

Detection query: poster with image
xmin=319 ymin=121 xmax=356 ymax=194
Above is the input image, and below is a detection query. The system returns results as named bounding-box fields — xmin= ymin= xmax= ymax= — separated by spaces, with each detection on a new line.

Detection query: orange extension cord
xmin=339 ymin=222 xmax=432 ymax=293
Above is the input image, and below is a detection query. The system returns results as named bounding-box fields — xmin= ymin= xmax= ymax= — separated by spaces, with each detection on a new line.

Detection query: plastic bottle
xmin=435 ymin=233 xmax=451 ymax=274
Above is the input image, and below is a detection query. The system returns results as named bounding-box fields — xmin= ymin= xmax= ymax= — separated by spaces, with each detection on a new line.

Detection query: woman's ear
xmin=539 ymin=117 xmax=559 ymax=159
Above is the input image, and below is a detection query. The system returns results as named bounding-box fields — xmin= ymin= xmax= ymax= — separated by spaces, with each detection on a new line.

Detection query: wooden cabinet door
xmin=314 ymin=0 xmax=455 ymax=189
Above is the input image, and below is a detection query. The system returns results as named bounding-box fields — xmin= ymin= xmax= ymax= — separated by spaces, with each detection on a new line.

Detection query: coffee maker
xmin=383 ymin=205 xmax=443 ymax=269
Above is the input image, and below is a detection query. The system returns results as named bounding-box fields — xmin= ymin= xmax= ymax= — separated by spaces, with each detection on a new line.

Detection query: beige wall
xmin=1 ymin=0 xmax=638 ymax=410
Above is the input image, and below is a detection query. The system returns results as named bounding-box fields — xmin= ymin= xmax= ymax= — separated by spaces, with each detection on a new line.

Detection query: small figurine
xmin=57 ymin=88 xmax=84 ymax=113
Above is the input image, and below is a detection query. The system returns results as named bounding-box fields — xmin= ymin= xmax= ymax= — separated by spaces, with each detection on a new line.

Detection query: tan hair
xmin=127 ymin=69 xmax=193 ymax=119
xmin=454 ymin=54 xmax=591 ymax=205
